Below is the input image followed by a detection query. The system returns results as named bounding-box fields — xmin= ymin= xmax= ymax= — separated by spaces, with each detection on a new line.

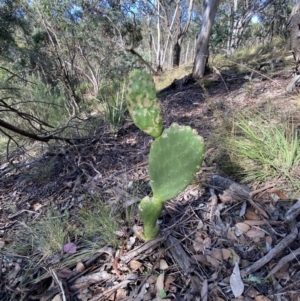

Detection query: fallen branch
xmin=240 ymin=220 xmax=298 ymax=278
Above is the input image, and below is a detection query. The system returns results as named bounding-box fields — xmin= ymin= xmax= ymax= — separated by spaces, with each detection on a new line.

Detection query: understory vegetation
xmin=1 ymin=0 xmax=300 ymax=299
xmin=213 ymin=110 xmax=300 ymax=194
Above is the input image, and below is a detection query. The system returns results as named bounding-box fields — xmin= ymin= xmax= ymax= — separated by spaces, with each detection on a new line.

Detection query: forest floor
xmin=1 ymin=60 xmax=300 ymax=301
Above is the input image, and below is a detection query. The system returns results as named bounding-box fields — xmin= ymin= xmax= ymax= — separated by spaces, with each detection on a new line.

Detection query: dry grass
xmin=154 ymin=64 xmax=192 ymax=91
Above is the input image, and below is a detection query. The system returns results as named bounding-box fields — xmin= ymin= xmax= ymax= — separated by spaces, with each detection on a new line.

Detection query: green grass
xmin=98 ymin=80 xmax=127 ymax=128
xmin=78 ymin=196 xmax=121 ymax=248
xmin=223 ymin=111 xmax=300 ymax=188
xmin=3 ymin=198 xmax=123 ymax=295
xmin=13 ymin=210 xmax=69 ymax=258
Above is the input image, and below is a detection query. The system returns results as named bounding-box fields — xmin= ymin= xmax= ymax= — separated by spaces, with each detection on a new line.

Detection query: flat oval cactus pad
xmin=148 ymin=123 xmax=205 ymax=202
xmin=126 ymin=70 xmax=163 ymax=138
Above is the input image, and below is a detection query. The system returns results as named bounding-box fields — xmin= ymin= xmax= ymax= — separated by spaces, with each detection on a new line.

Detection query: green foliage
xmin=34 ymin=212 xmax=68 ymax=257
xmin=126 ymin=71 xmax=205 ymax=241
xmin=0 ymin=73 xmax=69 ymax=131
xmin=126 ymin=70 xmax=163 ymax=138
xmin=79 ymin=197 xmax=121 ymax=248
xmin=0 ymin=0 xmax=29 ymax=60
xmin=25 ymin=75 xmax=68 ymax=126
xmin=159 ymin=289 xmax=167 ymax=298
xmin=12 ymin=210 xmax=69 ymax=258
xmin=225 ymin=112 xmax=300 ymax=186
xmin=99 ymin=81 xmax=127 ymax=128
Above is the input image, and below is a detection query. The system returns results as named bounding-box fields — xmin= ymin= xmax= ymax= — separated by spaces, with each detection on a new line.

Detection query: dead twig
xmin=267 ymin=246 xmax=300 ymax=278
xmin=120 ymin=236 xmax=165 ymax=263
xmin=49 ymin=268 xmax=67 ymax=301
xmin=249 ymin=184 xmax=274 ymax=198
xmin=240 ymin=220 xmax=298 ymax=278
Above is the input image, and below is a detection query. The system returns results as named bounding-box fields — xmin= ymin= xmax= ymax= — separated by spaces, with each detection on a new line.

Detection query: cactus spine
xmin=126 ymin=70 xmax=205 ymax=241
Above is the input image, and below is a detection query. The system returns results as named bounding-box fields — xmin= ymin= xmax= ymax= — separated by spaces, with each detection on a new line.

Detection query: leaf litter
xmin=1 ymin=71 xmax=300 ymax=300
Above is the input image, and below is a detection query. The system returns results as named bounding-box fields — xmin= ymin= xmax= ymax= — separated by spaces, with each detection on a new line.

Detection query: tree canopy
xmin=0 ymin=0 xmax=296 ymax=154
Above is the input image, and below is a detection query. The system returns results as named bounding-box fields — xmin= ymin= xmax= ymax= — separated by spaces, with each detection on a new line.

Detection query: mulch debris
xmin=1 ymin=69 xmax=300 ymax=300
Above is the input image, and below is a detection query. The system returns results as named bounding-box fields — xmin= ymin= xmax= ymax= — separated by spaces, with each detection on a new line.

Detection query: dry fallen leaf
xmin=193 ymin=254 xmax=210 ymax=266
xmin=230 ymin=262 xmax=244 ymax=298
xmin=201 ymin=278 xmax=208 ymax=301
xmin=193 ymin=235 xmax=211 ymax=252
xmin=159 ymin=259 xmax=168 ymax=271
xmin=33 ymin=203 xmax=43 ymax=211
xmin=56 ymin=268 xmax=72 ymax=279
xmin=268 ymin=188 xmax=288 ymax=200
xmin=244 ymin=220 xmax=266 ymax=226
xmin=76 ymin=262 xmax=85 ymax=273
xmin=113 ymin=288 xmax=127 ymax=301
xmin=227 ymin=229 xmax=238 ymax=241
xmin=239 ymin=201 xmax=247 ymax=216
xmin=255 ymin=295 xmax=272 ymax=301
xmin=129 ymin=260 xmax=142 ymax=272
xmin=164 ymin=275 xmax=176 ymax=290
xmin=222 ymin=248 xmax=232 ymax=260
xmin=63 ymin=242 xmax=76 ymax=254
xmin=51 ymin=294 xmax=62 ymax=301
xmin=206 ymin=255 xmax=220 ymax=269
xmin=211 ymin=248 xmax=232 ymax=263
xmin=235 ymin=222 xmax=250 ymax=233
xmin=212 ymin=249 xmax=223 ymax=262
xmin=245 ymin=209 xmax=261 ymax=220
xmin=246 ymin=228 xmax=265 ymax=238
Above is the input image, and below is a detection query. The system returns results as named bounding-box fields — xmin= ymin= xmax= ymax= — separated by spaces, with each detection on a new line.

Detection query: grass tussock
xmin=11 ymin=210 xmax=70 ymax=258
xmin=97 ymin=80 xmax=127 ymax=128
xmin=78 ymin=196 xmax=121 ymax=248
xmin=4 ymin=198 xmax=123 ymax=292
xmin=213 ymin=110 xmax=300 ymax=191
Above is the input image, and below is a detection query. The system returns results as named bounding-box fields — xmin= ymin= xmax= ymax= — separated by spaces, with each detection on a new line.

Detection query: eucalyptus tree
xmin=0 ymin=0 xmax=29 ymax=59
xmin=146 ymin=0 xmax=194 ymax=70
xmin=171 ymin=0 xmax=194 ymax=67
xmin=192 ymin=0 xmax=220 ymax=79
xmin=225 ymin=0 xmax=273 ymax=54
xmin=0 ymin=0 xmax=146 ymax=149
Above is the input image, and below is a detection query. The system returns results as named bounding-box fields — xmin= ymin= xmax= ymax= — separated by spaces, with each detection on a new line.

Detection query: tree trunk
xmin=172 ymin=0 xmax=194 ymax=68
xmin=185 ymin=39 xmax=190 ymax=64
xmin=192 ymin=0 xmax=220 ymax=79
xmin=172 ymin=39 xmax=181 ymax=67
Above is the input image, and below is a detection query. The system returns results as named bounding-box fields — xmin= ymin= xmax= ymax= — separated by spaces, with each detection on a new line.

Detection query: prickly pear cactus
xmin=125 ymin=70 xmax=206 ymax=241
xmin=126 ymin=70 xmax=163 ymax=138
xmin=138 ymin=196 xmax=163 ymax=240
xmin=149 ymin=123 xmax=205 ymax=202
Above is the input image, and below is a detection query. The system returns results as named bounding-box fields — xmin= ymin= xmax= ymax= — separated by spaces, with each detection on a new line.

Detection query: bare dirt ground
xmin=1 ymin=65 xmax=300 ymax=301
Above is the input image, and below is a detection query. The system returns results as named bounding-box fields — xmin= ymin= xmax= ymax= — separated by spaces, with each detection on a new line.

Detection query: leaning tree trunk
xmin=192 ymin=0 xmax=220 ymax=79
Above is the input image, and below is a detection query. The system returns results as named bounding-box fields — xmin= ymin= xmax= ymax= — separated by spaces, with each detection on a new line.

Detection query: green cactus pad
xmin=126 ymin=70 xmax=163 ymax=138
xmin=149 ymin=123 xmax=205 ymax=202
xmin=138 ymin=196 xmax=163 ymax=241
